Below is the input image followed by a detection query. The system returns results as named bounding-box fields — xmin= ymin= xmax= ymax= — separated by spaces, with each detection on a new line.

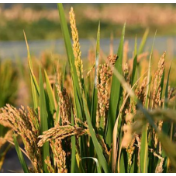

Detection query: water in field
xmin=0 ymin=36 xmax=175 ymax=60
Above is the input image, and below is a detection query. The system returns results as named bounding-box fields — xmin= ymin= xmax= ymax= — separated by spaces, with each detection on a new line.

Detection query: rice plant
xmin=0 ymin=3 xmax=176 ymax=173
xmin=0 ymin=59 xmax=18 ymax=170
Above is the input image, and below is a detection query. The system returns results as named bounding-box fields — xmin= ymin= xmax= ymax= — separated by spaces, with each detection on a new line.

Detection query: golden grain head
xmin=50 ymin=139 xmax=67 ymax=173
xmin=151 ymin=52 xmax=165 ymax=108
xmin=135 ymin=76 xmax=147 ymax=104
xmin=45 ymin=156 xmax=55 ymax=173
xmin=69 ymin=6 xmax=83 ymax=88
xmin=38 ymin=123 xmax=88 ymax=147
xmin=56 ymin=84 xmax=71 ymax=125
xmin=0 ymin=104 xmax=42 ymax=172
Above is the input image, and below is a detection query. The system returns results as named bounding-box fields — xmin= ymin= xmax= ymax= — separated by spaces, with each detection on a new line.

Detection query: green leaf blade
xmin=91 ymin=22 xmax=100 ymax=128
xmin=71 ymin=109 xmax=76 ymax=173
xmin=106 ymin=24 xmax=126 ymax=147
xmin=83 ymin=94 xmax=109 ymax=173
xmin=140 ymin=32 xmax=156 ymax=173
xmin=13 ymin=135 xmax=29 ymax=173
xmin=39 ymin=68 xmax=49 ymax=173
xmin=138 ymin=28 xmax=149 ymax=54
xmin=44 ymin=70 xmax=55 ymax=114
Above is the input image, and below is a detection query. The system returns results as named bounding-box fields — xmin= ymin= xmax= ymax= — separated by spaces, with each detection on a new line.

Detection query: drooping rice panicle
xmin=38 ymin=123 xmax=88 ymax=147
xmin=0 ymin=105 xmax=42 ymax=172
xmin=45 ymin=156 xmax=55 ymax=173
xmin=56 ymin=85 xmax=71 ymax=125
xmin=50 ymin=139 xmax=67 ymax=173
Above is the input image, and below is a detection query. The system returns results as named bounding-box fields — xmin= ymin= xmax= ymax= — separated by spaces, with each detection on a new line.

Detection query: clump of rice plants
xmin=0 ymin=59 xmax=18 ymax=170
xmin=0 ymin=4 xmax=176 ymax=173
xmin=0 ymin=60 xmax=18 ymax=107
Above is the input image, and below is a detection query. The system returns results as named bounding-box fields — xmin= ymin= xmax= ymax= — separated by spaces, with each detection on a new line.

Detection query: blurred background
xmin=0 ymin=3 xmax=176 ymax=59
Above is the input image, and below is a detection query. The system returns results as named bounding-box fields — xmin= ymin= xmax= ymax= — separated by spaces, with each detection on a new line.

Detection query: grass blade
xmin=162 ymin=64 xmax=172 ymax=172
xmin=44 ymin=70 xmax=56 ymax=128
xmin=140 ymin=32 xmax=156 ymax=173
xmin=131 ymin=37 xmax=137 ymax=86
xmin=83 ymin=93 xmax=109 ymax=173
xmin=119 ymin=149 xmax=127 ymax=173
xmin=44 ymin=70 xmax=55 ymax=113
xmin=39 ymin=68 xmax=49 ymax=172
xmin=91 ymin=21 xmax=100 ymax=128
xmin=24 ymin=31 xmax=39 ymax=94
xmin=71 ymin=109 xmax=76 ymax=173
xmin=140 ymin=127 xmax=148 ymax=173
xmin=164 ymin=64 xmax=172 ymax=108
xmin=88 ymin=22 xmax=101 ymax=172
xmin=82 ymin=157 xmax=101 ymax=173
xmin=138 ymin=28 xmax=149 ymax=54
xmin=30 ymin=76 xmax=39 ymax=110
xmin=24 ymin=31 xmax=39 ymax=110
xmin=106 ymin=23 xmax=126 ymax=147
xmin=13 ymin=135 xmax=29 ymax=173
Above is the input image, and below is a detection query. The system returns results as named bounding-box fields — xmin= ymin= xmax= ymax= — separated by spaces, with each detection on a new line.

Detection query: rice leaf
xmin=140 ymin=32 xmax=156 ymax=173
xmin=44 ymin=70 xmax=56 ymax=114
xmin=131 ymin=37 xmax=137 ymax=86
xmin=39 ymin=68 xmax=49 ymax=172
xmin=82 ymin=93 xmax=109 ymax=173
xmin=119 ymin=149 xmax=127 ymax=173
xmin=13 ymin=135 xmax=29 ymax=173
xmin=30 ymin=77 xmax=39 ymax=110
xmin=24 ymin=31 xmax=39 ymax=110
xmin=23 ymin=31 xmax=39 ymax=94
xmin=91 ymin=21 xmax=100 ymax=128
xmin=162 ymin=64 xmax=172 ymax=172
xmin=140 ymin=126 xmax=148 ymax=173
xmin=138 ymin=28 xmax=149 ymax=54
xmin=164 ymin=64 xmax=172 ymax=108
xmin=134 ymin=36 xmax=137 ymax=56
xmin=55 ymin=103 xmax=60 ymax=124
xmin=106 ymin=23 xmax=126 ymax=147
xmin=82 ymin=157 xmax=101 ymax=173
xmin=71 ymin=109 xmax=76 ymax=173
